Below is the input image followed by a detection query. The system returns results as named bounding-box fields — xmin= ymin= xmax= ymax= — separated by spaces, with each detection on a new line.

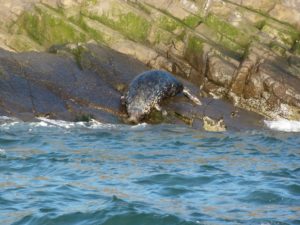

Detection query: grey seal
xmin=122 ymin=70 xmax=201 ymax=123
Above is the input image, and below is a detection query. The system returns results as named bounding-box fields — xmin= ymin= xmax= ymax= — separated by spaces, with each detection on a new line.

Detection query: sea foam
xmin=36 ymin=117 xmax=118 ymax=129
xmin=264 ymin=119 xmax=300 ymax=132
xmin=0 ymin=148 xmax=6 ymax=158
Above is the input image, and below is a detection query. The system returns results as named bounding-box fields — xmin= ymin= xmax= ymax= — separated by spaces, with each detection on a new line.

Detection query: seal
xmin=122 ymin=70 xmax=202 ymax=123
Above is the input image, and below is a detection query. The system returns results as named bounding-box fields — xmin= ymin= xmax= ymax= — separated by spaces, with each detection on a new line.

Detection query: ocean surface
xmin=0 ymin=117 xmax=299 ymax=225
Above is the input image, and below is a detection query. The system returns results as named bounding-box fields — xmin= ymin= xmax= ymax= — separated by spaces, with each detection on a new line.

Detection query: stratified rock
xmin=228 ymin=43 xmax=300 ymax=120
xmin=0 ymin=43 xmax=266 ymax=131
xmin=0 ymin=0 xmax=299 ymax=123
xmin=0 ymin=44 xmax=148 ymax=122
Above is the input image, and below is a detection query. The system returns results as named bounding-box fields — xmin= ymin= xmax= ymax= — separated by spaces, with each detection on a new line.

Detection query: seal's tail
xmin=182 ymin=88 xmax=202 ymax=105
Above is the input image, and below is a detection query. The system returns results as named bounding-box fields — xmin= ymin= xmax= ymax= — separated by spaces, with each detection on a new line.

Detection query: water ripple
xmin=0 ymin=119 xmax=299 ymax=225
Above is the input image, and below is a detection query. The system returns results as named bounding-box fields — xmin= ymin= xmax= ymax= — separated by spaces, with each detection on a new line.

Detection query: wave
xmin=2 ymin=116 xmax=300 ymax=133
xmin=37 ymin=118 xmax=150 ymax=130
xmin=36 ymin=117 xmax=112 ymax=129
xmin=0 ymin=148 xmax=6 ymax=158
xmin=0 ymin=116 xmax=149 ymax=131
xmin=11 ymin=210 xmax=197 ymax=225
xmin=264 ymin=119 xmax=300 ymax=132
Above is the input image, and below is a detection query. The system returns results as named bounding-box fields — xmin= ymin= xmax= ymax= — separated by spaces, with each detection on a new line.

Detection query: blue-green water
xmin=0 ymin=118 xmax=300 ymax=225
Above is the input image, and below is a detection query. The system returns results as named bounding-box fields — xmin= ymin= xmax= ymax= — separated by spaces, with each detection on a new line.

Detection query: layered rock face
xmin=0 ymin=0 xmax=300 ymax=126
xmin=0 ymin=43 xmax=264 ymax=130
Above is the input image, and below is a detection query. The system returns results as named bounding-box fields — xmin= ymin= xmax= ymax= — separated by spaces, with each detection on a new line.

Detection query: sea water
xmin=0 ymin=117 xmax=299 ymax=225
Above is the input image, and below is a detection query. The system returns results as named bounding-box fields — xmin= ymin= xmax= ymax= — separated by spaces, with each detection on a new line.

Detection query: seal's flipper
xmin=154 ymin=103 xmax=168 ymax=116
xmin=154 ymin=103 xmax=162 ymax=111
xmin=162 ymin=110 xmax=168 ymax=116
xmin=120 ymin=95 xmax=126 ymax=105
xmin=182 ymin=88 xmax=202 ymax=105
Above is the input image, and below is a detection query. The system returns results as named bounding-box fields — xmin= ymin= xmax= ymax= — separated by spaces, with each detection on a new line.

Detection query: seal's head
xmin=127 ymin=110 xmax=143 ymax=124
xmin=126 ymin=103 xmax=151 ymax=124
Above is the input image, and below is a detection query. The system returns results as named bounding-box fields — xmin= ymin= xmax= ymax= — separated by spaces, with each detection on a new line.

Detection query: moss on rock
xmin=16 ymin=5 xmax=87 ymax=47
xmin=70 ymin=15 xmax=104 ymax=43
xmin=183 ymin=15 xmax=202 ymax=28
xmin=219 ymin=36 xmax=245 ymax=55
xmin=261 ymin=23 xmax=299 ymax=48
xmin=204 ymin=14 xmax=250 ymax=47
xmin=187 ymin=35 xmax=204 ymax=53
xmin=294 ymin=40 xmax=300 ymax=56
xmin=158 ymin=15 xmax=184 ymax=34
xmin=269 ymin=41 xmax=286 ymax=56
xmin=152 ymin=29 xmax=173 ymax=45
xmin=6 ymin=35 xmax=43 ymax=52
xmin=85 ymin=11 xmax=151 ymax=43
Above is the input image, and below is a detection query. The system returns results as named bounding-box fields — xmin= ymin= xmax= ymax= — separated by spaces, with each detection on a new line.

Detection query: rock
xmin=226 ymin=43 xmax=300 ymax=120
xmin=229 ymin=47 xmax=260 ymax=98
xmin=243 ymin=72 xmax=264 ymax=99
xmin=0 ymin=44 xmax=147 ymax=122
xmin=203 ymin=116 xmax=226 ymax=132
xmin=207 ymin=55 xmax=235 ymax=88
xmin=242 ymin=0 xmax=276 ymax=12
xmin=0 ymin=0 xmax=299 ymax=124
xmin=269 ymin=4 xmax=300 ymax=30
xmin=0 ymin=43 xmax=266 ymax=130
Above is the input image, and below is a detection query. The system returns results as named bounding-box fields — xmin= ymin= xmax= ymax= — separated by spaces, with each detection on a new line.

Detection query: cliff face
xmin=0 ymin=0 xmax=300 ymax=123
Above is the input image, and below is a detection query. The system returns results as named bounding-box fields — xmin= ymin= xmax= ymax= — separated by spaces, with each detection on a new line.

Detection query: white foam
xmin=0 ymin=116 xmax=21 ymax=129
xmin=0 ymin=116 xmax=148 ymax=130
xmin=264 ymin=119 xmax=300 ymax=132
xmin=0 ymin=116 xmax=13 ymax=120
xmin=37 ymin=117 xmax=78 ymax=129
xmin=131 ymin=122 xmax=148 ymax=129
xmin=31 ymin=121 xmax=53 ymax=127
xmin=36 ymin=117 xmax=119 ymax=129
xmin=85 ymin=119 xmax=119 ymax=129
xmin=0 ymin=148 xmax=6 ymax=157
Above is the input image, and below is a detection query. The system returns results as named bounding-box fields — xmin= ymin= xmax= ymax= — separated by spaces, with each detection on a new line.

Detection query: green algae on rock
xmin=15 ymin=5 xmax=87 ymax=48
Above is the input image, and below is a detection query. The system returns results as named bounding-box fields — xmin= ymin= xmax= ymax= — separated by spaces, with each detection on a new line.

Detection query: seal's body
xmin=123 ymin=70 xmax=201 ymax=123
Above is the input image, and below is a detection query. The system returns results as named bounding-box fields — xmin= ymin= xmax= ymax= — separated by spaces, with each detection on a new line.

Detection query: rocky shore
xmin=0 ymin=0 xmax=300 ymax=131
